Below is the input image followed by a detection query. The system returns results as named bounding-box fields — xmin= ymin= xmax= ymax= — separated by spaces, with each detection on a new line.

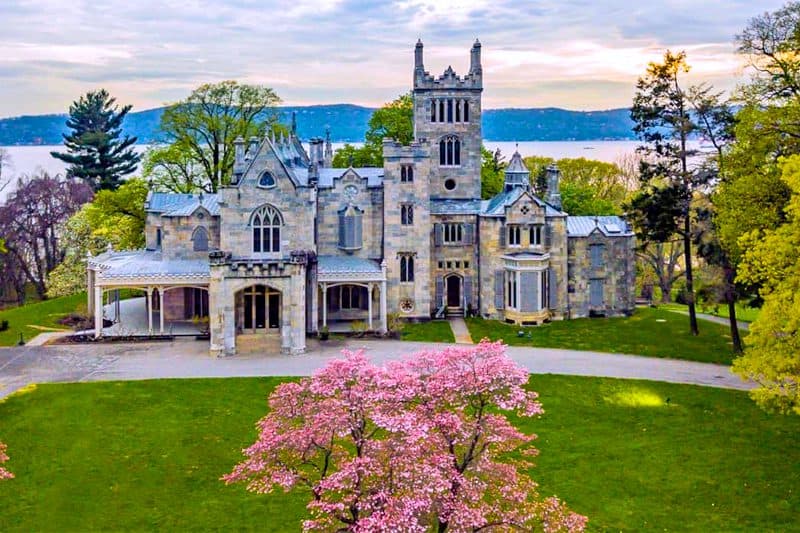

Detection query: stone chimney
xmin=546 ymin=164 xmax=562 ymax=210
xmin=246 ymin=136 xmax=259 ymax=160
xmin=324 ymin=127 xmax=333 ymax=167
xmin=309 ymin=138 xmax=324 ymax=167
xmin=415 ymin=39 xmax=424 ymax=72
xmin=233 ymin=137 xmax=245 ymax=182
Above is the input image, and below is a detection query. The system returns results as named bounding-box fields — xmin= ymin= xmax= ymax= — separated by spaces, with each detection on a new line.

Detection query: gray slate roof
xmin=317 ymin=255 xmax=382 ymax=274
xmin=430 ymin=199 xmax=482 ymax=215
xmin=93 ymin=250 xmax=210 ymax=280
xmin=481 ymin=187 xmax=565 ymax=217
xmin=566 ymin=216 xmax=633 ymax=237
xmin=146 ymin=192 xmax=221 ymax=217
xmin=317 ymin=168 xmax=384 ymax=188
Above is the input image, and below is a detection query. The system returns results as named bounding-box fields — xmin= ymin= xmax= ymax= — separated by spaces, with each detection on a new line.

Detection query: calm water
xmin=0 ymin=141 xmax=646 ymax=203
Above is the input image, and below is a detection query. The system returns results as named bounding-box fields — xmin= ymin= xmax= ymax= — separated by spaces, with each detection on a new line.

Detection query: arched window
xmin=400 ymin=254 xmax=414 ymax=283
xmin=251 ymin=205 xmax=282 ymax=254
xmin=439 ymin=135 xmax=461 ymax=167
xmin=192 ymin=226 xmax=209 ymax=252
xmin=258 ymin=171 xmax=276 ymax=188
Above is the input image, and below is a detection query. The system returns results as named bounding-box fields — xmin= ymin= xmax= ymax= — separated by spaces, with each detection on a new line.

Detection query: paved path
xmin=448 ymin=317 xmax=474 ymax=344
xmin=0 ymin=338 xmax=751 ymax=399
xmin=667 ymin=309 xmax=750 ymax=331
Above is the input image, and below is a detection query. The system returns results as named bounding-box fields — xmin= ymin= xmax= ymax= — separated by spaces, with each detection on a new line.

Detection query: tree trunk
xmin=682 ymin=218 xmax=699 ymax=335
xmin=724 ymin=265 xmax=743 ymax=354
xmin=659 ymin=279 xmax=673 ymax=303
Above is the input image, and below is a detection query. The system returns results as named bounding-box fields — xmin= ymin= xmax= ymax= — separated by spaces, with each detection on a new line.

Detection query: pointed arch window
xmin=439 ymin=135 xmax=461 ymax=167
xmin=251 ymin=205 xmax=282 ymax=254
xmin=192 ymin=226 xmax=209 ymax=252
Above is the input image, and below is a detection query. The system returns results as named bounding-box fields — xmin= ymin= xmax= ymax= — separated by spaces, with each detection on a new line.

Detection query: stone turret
xmin=546 ymin=164 xmax=562 ymax=210
xmin=233 ymin=137 xmax=246 ymax=183
xmin=470 ymin=39 xmax=481 ymax=75
xmin=503 ymin=148 xmax=530 ymax=192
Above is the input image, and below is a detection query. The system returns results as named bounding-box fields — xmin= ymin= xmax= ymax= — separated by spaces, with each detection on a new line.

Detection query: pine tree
xmin=51 ymin=90 xmax=140 ymax=191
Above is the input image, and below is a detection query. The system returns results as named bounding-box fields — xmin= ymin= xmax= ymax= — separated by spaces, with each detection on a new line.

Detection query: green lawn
xmin=661 ymin=302 xmax=761 ymax=323
xmin=0 ymin=377 xmax=797 ymax=531
xmin=467 ymin=307 xmax=739 ymax=364
xmin=401 ymin=319 xmax=455 ymax=342
xmin=0 ymin=293 xmax=86 ymax=346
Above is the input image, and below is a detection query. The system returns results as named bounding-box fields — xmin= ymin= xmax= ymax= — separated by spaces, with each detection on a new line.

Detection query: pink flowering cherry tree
xmin=0 ymin=441 xmax=13 ymax=480
xmin=224 ymin=340 xmax=586 ymax=532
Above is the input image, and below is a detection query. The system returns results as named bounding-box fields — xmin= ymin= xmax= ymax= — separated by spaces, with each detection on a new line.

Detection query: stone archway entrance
xmin=445 ymin=274 xmax=462 ymax=308
xmin=240 ymin=285 xmax=281 ymax=332
xmin=235 ymin=284 xmax=282 ymax=354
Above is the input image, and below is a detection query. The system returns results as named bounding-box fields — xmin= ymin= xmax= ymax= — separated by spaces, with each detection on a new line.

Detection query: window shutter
xmin=464 ymin=223 xmax=474 ymax=245
xmin=434 ymin=223 xmax=443 ymax=246
xmin=549 ymin=267 xmax=558 ymax=310
xmin=354 ymin=214 xmax=363 ymax=249
xmin=494 ymin=270 xmax=504 ymax=310
xmin=544 ymin=224 xmax=552 ymax=248
xmin=338 ymin=213 xmax=346 ymax=248
xmin=435 ymin=277 xmax=444 ymax=307
xmin=520 ymin=271 xmax=538 ymax=312
xmin=463 ymin=275 xmax=473 ymax=308
xmin=499 ymin=224 xmax=506 ymax=246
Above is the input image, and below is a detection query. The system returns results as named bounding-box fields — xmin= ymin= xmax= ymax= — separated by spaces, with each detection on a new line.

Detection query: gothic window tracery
xmin=251 ymin=205 xmax=282 ymax=254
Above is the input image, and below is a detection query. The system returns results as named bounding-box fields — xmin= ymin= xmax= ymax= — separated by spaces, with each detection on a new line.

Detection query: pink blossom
xmin=0 ymin=441 xmax=13 ymax=480
xmin=224 ymin=341 xmax=586 ymax=531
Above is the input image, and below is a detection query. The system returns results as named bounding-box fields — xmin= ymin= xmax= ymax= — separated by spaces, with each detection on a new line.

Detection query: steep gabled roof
xmin=145 ymin=192 xmax=220 ymax=217
xmin=566 ymin=216 xmax=633 ymax=237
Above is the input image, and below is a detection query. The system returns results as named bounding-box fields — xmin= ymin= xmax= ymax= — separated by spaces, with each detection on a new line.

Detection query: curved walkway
xmin=0 ymin=338 xmax=752 ymax=399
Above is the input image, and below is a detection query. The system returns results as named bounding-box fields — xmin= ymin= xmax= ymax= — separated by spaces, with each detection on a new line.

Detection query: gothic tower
xmin=412 ymin=40 xmax=483 ymax=200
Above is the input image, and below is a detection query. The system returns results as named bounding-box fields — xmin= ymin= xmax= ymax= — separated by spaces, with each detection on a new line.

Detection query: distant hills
xmin=0 ymin=104 xmax=636 ymax=145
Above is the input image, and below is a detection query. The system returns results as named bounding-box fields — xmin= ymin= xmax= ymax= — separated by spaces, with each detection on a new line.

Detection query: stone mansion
xmin=87 ymin=40 xmax=636 ymax=355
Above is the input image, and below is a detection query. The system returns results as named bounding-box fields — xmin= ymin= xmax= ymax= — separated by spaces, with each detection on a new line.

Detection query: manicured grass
xmin=467 ymin=307 xmax=740 ymax=364
xmin=1 ymin=377 xmax=797 ymax=531
xmin=401 ymin=319 xmax=455 ymax=342
xmin=661 ymin=302 xmax=761 ymax=323
xmin=0 ymin=293 xmax=86 ymax=346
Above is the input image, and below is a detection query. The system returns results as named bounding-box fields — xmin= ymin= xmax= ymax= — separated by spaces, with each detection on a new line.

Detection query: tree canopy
xmin=332 ymin=93 xmax=413 ymax=168
xmin=47 ymin=179 xmax=148 ymax=298
xmin=225 ymin=341 xmax=586 ymax=532
xmin=144 ymin=81 xmax=281 ymax=193
xmin=50 ymin=89 xmax=140 ymax=191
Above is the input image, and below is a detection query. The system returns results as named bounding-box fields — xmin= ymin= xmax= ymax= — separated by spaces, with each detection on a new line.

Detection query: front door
xmin=446 ymin=275 xmax=461 ymax=307
xmin=243 ymin=285 xmax=280 ymax=332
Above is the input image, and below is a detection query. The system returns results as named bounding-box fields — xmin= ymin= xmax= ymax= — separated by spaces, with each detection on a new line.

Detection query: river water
xmin=0 ymin=141 xmax=647 ymax=203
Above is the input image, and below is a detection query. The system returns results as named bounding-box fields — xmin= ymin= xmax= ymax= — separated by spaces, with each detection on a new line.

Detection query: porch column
xmin=87 ymin=265 xmax=94 ymax=316
xmin=146 ymin=286 xmax=153 ymax=334
xmin=159 ymin=287 xmax=165 ymax=334
xmin=93 ymin=285 xmax=103 ymax=338
xmin=379 ymin=280 xmax=387 ymax=334
xmin=367 ymin=283 xmax=373 ymax=330
xmin=321 ymin=282 xmax=328 ymax=328
xmin=115 ymin=289 xmax=121 ymax=323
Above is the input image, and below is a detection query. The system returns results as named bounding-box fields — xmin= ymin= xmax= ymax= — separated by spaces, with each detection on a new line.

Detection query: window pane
xmin=253 ymin=228 xmax=261 ymax=252
xmin=272 ymin=227 xmax=280 ymax=252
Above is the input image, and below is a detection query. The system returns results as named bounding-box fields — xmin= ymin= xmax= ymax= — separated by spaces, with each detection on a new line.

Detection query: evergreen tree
xmin=51 ymin=90 xmax=140 ymax=191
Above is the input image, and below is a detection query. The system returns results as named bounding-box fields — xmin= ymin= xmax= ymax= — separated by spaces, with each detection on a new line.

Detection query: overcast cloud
xmin=0 ymin=0 xmax=787 ymax=117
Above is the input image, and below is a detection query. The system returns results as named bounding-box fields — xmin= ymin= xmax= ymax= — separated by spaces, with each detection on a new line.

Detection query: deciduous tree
xmin=146 ymin=81 xmax=281 ymax=192
xmin=47 ymin=179 xmax=147 ymax=297
xmin=225 ymin=341 xmax=586 ymax=532
xmin=733 ymin=155 xmax=800 ymax=414
xmin=0 ymin=172 xmax=92 ymax=301
xmin=50 ymin=90 xmax=140 ymax=191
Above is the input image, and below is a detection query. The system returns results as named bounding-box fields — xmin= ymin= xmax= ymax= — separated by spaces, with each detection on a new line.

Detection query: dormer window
xmin=258 ymin=171 xmax=276 ymax=189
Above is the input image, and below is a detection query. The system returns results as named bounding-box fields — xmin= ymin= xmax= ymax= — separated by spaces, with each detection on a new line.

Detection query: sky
xmin=0 ymin=0 xmax=788 ymax=117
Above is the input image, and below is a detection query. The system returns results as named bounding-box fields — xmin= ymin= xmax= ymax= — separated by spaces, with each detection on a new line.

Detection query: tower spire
xmin=415 ymin=38 xmax=424 ymax=72
xmin=470 ymin=38 xmax=482 ymax=75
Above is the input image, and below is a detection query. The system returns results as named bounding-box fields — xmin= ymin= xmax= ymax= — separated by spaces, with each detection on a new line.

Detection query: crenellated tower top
xmin=413 ymin=40 xmax=482 ymax=91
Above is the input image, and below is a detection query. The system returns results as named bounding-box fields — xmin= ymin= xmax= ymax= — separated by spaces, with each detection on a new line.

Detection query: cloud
xmin=0 ymin=0 xmax=790 ymax=117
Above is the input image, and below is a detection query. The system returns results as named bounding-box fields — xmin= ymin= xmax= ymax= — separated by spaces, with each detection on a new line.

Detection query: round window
xmin=399 ymin=298 xmax=414 ymax=314
xmin=444 ymin=179 xmax=456 ymax=191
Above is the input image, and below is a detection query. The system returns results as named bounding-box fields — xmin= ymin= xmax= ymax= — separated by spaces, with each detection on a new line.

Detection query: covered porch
xmin=316 ymin=256 xmax=387 ymax=333
xmin=88 ymin=249 xmax=211 ymax=338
